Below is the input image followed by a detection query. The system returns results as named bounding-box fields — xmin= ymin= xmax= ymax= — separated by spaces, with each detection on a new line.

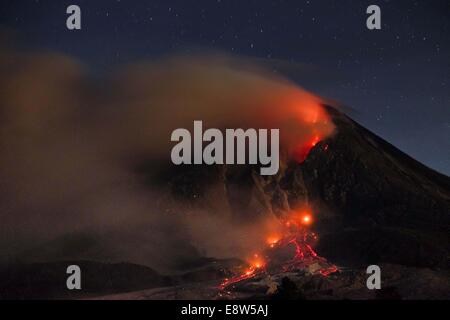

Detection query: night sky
xmin=1 ymin=0 xmax=449 ymax=175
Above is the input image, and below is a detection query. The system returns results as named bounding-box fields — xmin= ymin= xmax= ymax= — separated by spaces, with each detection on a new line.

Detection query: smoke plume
xmin=0 ymin=47 xmax=334 ymax=272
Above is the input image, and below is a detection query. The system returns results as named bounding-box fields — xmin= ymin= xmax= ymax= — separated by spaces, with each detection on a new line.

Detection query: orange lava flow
xmin=220 ymin=207 xmax=338 ymax=290
xmin=292 ymin=135 xmax=322 ymax=163
xmin=220 ymin=118 xmax=337 ymax=290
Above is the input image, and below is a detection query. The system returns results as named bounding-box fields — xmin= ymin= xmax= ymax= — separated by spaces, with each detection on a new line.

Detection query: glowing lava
xmin=220 ymin=208 xmax=338 ymax=290
xmin=220 ymin=125 xmax=337 ymax=290
xmin=302 ymin=215 xmax=311 ymax=224
xmin=292 ymin=135 xmax=324 ymax=163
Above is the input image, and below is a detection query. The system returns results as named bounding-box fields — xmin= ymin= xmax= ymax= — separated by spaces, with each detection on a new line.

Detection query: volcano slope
xmin=162 ymin=104 xmax=450 ymax=273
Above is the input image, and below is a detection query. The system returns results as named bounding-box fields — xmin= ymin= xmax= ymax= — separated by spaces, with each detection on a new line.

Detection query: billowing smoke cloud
xmin=105 ymin=55 xmax=334 ymax=160
xmin=0 ymin=46 xmax=334 ymax=272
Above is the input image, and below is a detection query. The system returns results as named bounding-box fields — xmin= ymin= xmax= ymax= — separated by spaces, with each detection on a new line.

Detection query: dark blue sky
xmin=1 ymin=0 xmax=449 ymax=175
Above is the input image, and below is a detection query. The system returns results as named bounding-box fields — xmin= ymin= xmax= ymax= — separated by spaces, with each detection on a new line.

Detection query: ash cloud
xmin=0 ymin=46 xmax=334 ymax=272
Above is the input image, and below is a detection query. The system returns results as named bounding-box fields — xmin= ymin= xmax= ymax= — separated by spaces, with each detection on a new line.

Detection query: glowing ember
xmin=301 ymin=214 xmax=312 ymax=225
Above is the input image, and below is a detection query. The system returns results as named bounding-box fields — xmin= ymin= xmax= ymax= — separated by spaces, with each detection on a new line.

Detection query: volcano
xmin=143 ymin=104 xmax=450 ymax=299
xmin=164 ymin=105 xmax=450 ymax=268
xmin=2 ymin=105 xmax=449 ymax=300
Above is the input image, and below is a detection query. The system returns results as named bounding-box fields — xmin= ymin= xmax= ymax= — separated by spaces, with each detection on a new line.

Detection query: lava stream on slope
xmin=220 ymin=210 xmax=338 ymax=290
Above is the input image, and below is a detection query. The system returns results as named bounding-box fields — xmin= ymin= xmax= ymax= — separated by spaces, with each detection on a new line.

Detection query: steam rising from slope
xmin=0 ymin=48 xmax=334 ymax=271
